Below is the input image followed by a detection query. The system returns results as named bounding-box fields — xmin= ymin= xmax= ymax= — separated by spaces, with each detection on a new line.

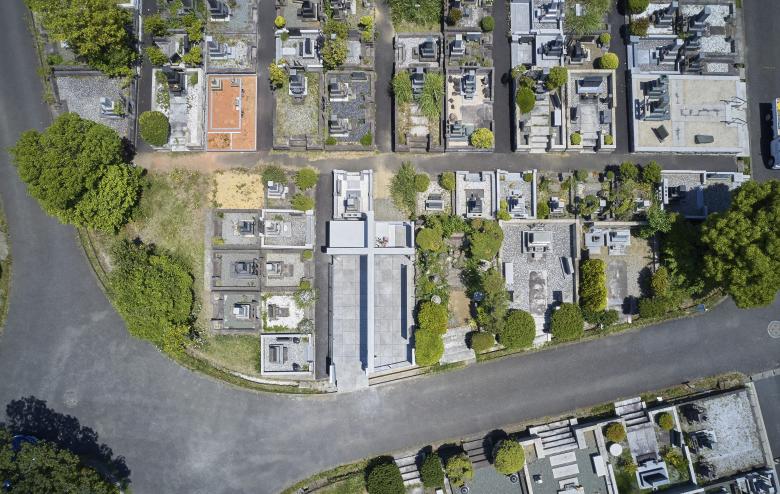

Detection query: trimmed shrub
xmin=415 ymin=173 xmax=431 ymax=193
xmin=619 ymin=161 xmax=639 ymax=181
xmin=598 ymin=33 xmax=611 ymax=46
xmin=570 ymin=132 xmax=582 ymax=145
xmin=445 ymin=453 xmax=474 ymax=488
xmin=580 ymin=259 xmax=607 ymax=313
xmin=494 ymin=440 xmax=525 ymax=475
xmin=470 ymin=128 xmax=494 ymax=148
xmin=139 ymin=110 xmax=170 ymax=146
xmin=418 ymin=301 xmax=448 ymax=334
xmin=366 ymin=460 xmax=404 ymax=494
xmin=416 ymin=227 xmax=443 ymax=252
xmin=274 ymin=15 xmax=286 ymax=28
xmin=657 ymin=412 xmax=675 ymax=431
xmin=470 ymin=331 xmax=495 ymax=353
xmin=294 ymin=167 xmax=318 ymax=190
xmin=498 ymin=310 xmax=535 ymax=349
xmin=626 ymin=0 xmax=650 ymax=14
xmin=291 ymin=193 xmax=315 ymax=211
xmin=597 ymin=52 xmax=619 ymax=70
xmin=545 ymin=66 xmax=568 ymax=90
xmin=480 ymin=15 xmax=495 ymax=32
xmin=440 ymin=171 xmax=456 ymax=191
xmin=550 ymin=303 xmax=584 ymax=342
xmin=629 ymin=18 xmax=649 ymax=37
xmin=638 ymin=297 xmax=669 ymax=318
xmin=515 ymin=86 xmax=536 ymax=114
xmin=605 ymin=422 xmax=626 ymax=443
xmin=415 ymin=328 xmax=444 ymax=366
xmin=420 ymin=453 xmax=445 ymax=488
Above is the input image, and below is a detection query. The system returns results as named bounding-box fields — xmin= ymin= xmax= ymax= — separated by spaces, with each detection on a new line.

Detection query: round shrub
xmin=418 ymin=301 xmax=448 ymax=334
xmin=294 ymin=167 xmax=318 ymax=190
xmin=139 ymin=111 xmax=170 ymax=147
xmin=415 ymin=173 xmax=431 ymax=193
xmin=480 ymin=15 xmax=495 ymax=32
xmin=493 ymin=440 xmax=525 ymax=475
xmin=470 ymin=128 xmax=494 ymax=149
xmin=605 ymin=422 xmax=626 ymax=443
xmin=420 ymin=453 xmax=445 ymax=488
xmin=445 ymin=453 xmax=474 ymax=488
xmin=598 ymin=33 xmax=611 ymax=46
xmin=598 ymin=52 xmax=619 ymax=70
xmin=498 ymin=310 xmax=535 ymax=349
xmin=570 ymin=132 xmax=582 ymax=145
xmin=415 ymin=329 xmax=444 ymax=366
xmin=274 ymin=15 xmax=286 ymax=28
xmin=626 ymin=0 xmax=650 ymax=14
xmin=515 ymin=86 xmax=536 ymax=114
xmin=657 ymin=412 xmax=674 ymax=431
xmin=366 ymin=461 xmax=404 ymax=494
xmin=469 ymin=331 xmax=495 ymax=353
xmin=550 ymin=303 xmax=584 ymax=342
xmin=416 ymin=227 xmax=443 ymax=252
xmin=440 ymin=171 xmax=456 ymax=191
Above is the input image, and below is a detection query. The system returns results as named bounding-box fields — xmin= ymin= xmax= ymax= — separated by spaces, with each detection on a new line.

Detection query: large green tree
xmin=26 ymin=0 xmax=136 ymax=76
xmin=0 ymin=427 xmax=117 ymax=494
xmin=10 ymin=112 xmax=143 ymax=232
xmin=700 ymin=180 xmax=780 ymax=308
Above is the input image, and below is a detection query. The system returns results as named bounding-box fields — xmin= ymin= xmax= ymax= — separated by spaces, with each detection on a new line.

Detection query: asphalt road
xmin=743 ymin=0 xmax=780 ymax=182
xmin=2 ymin=2 xmax=780 ymax=494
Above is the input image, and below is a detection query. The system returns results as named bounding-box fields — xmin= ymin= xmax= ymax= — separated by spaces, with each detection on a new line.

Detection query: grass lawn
xmin=196 ymin=335 xmax=260 ymax=376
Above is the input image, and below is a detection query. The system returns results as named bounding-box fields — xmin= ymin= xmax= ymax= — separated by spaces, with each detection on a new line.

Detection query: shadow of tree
xmin=4 ymin=396 xmax=131 ymax=486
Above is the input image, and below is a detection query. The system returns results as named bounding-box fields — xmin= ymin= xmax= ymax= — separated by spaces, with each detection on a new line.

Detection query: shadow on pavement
xmin=3 ymin=396 xmax=131 ymax=486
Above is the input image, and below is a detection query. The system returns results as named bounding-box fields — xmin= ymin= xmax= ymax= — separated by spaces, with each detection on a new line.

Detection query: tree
xmin=625 ymin=0 xmax=650 ymax=14
xmin=440 ymin=171 xmax=456 ymax=191
xmin=322 ymin=38 xmax=347 ymax=69
xmin=0 ymin=427 xmax=117 ymax=494
xmin=365 ymin=460 xmax=404 ymax=494
xmin=109 ymin=240 xmax=193 ymax=348
xmin=269 ymin=62 xmax=287 ymax=89
xmin=516 ymin=86 xmax=536 ymax=114
xmin=480 ymin=15 xmax=495 ymax=32
xmin=446 ymin=453 xmax=474 ymax=487
xmin=9 ymin=112 xmax=142 ymax=232
xmin=415 ymin=328 xmax=444 ymax=366
xmin=580 ymin=259 xmax=607 ymax=313
xmin=416 ymin=227 xmax=444 ymax=252
xmin=493 ymin=440 xmax=525 ymax=475
xmin=700 ymin=180 xmax=780 ymax=308
xmin=420 ymin=452 xmax=445 ymax=488
xmin=392 ymin=71 xmax=413 ymax=104
xmin=642 ymin=160 xmax=662 ymax=184
xmin=467 ymin=220 xmax=504 ymax=261
xmin=447 ymin=8 xmax=462 ymax=25
xmin=604 ymin=422 xmax=626 ymax=443
xmin=274 ymin=15 xmax=286 ymax=28
xmin=26 ymin=0 xmax=136 ymax=76
xmin=656 ymin=412 xmax=674 ymax=431
xmin=391 ymin=162 xmax=420 ymax=216
xmin=597 ymin=52 xmax=619 ymax=70
xmin=470 ymin=331 xmax=495 ymax=353
xmin=146 ymin=46 xmax=169 ymax=66
xmin=470 ymin=128 xmax=494 ymax=149
xmin=419 ymin=73 xmax=444 ymax=121
xmin=629 ymin=18 xmax=650 ymax=36
xmin=550 ymin=303 xmax=584 ymax=341
xmin=144 ymin=14 xmax=168 ymax=37
xmin=139 ymin=110 xmax=170 ymax=146
xmin=619 ymin=161 xmax=639 ymax=181
xmin=182 ymin=45 xmax=202 ymax=66
xmin=545 ymin=66 xmax=568 ymax=90
xmin=498 ymin=310 xmax=535 ymax=349
xmin=415 ymin=173 xmax=431 ymax=193
xmin=291 ymin=194 xmax=315 ymax=211
xmin=294 ymin=167 xmax=318 ymax=190
xmin=418 ymin=301 xmax=448 ymax=334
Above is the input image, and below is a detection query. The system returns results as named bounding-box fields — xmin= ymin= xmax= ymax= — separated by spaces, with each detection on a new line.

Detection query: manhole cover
xmin=768 ymin=321 xmax=780 ymax=339
xmin=63 ymin=390 xmax=78 ymax=408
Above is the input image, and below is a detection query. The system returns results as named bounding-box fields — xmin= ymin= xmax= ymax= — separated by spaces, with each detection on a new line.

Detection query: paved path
xmin=1 ymin=2 xmax=779 ymax=494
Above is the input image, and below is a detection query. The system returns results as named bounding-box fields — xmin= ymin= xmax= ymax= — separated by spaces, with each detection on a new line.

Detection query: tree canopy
xmin=10 ymin=112 xmax=143 ymax=232
xmin=26 ymin=0 xmax=136 ymax=76
xmin=700 ymin=180 xmax=780 ymax=308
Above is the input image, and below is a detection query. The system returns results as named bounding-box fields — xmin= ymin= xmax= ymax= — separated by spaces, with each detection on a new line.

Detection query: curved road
xmin=1 ymin=2 xmax=779 ymax=493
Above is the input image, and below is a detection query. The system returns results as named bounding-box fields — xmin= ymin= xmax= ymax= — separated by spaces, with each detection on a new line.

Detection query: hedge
xmin=139 ymin=110 xmax=170 ymax=146
xmin=494 ymin=440 xmax=525 ymax=475
xmin=415 ymin=328 xmax=444 ymax=366
xmin=498 ymin=310 xmax=535 ymax=349
xmin=550 ymin=303 xmax=584 ymax=342
xmin=580 ymin=259 xmax=607 ymax=313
